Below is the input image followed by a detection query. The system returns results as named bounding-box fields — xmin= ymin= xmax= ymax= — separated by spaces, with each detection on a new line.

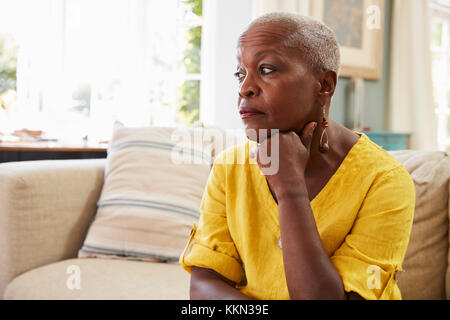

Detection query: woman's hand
xmin=251 ymin=121 xmax=317 ymax=202
xmin=252 ymin=122 xmax=348 ymax=300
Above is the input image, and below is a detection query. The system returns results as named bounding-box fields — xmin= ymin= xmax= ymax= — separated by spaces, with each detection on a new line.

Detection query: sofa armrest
xmin=0 ymin=159 xmax=105 ymax=298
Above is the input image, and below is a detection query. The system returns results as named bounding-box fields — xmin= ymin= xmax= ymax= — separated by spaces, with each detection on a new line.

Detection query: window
xmin=430 ymin=0 xmax=450 ymax=152
xmin=0 ymin=34 xmax=17 ymax=114
xmin=0 ymin=0 xmax=203 ymax=143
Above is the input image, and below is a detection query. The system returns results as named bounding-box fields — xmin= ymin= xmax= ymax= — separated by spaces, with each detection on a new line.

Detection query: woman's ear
xmin=316 ymin=70 xmax=337 ymax=107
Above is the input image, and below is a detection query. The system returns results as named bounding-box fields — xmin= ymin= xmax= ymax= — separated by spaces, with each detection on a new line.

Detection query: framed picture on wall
xmin=310 ymin=0 xmax=385 ymax=80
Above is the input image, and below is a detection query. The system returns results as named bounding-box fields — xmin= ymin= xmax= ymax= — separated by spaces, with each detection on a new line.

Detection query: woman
xmin=179 ymin=12 xmax=415 ymax=300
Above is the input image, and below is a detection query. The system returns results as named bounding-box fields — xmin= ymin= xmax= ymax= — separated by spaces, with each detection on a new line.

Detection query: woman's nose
xmin=238 ymin=75 xmax=260 ymax=98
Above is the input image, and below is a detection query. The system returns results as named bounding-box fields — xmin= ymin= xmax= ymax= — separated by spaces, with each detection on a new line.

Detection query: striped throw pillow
xmin=78 ymin=124 xmax=215 ymax=262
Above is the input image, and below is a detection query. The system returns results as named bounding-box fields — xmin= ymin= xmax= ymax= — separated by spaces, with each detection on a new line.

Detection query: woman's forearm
xmin=190 ymin=266 xmax=252 ymax=300
xmin=278 ymin=183 xmax=346 ymax=300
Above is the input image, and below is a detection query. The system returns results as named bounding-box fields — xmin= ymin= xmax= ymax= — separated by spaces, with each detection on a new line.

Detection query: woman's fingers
xmin=300 ymin=122 xmax=317 ymax=151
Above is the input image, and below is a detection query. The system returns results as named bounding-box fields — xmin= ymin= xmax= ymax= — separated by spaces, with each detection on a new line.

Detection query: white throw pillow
xmin=78 ymin=123 xmax=217 ymax=262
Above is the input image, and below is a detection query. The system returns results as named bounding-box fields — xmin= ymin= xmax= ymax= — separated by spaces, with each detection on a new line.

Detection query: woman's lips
xmin=240 ymin=112 xmax=264 ymax=119
xmin=239 ymin=107 xmax=265 ymax=119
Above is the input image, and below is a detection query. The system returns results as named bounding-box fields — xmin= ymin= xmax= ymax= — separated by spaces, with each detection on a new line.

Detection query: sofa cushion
xmin=0 ymin=159 xmax=105 ymax=299
xmin=448 ymin=181 xmax=450 ymax=300
xmin=3 ymin=258 xmax=189 ymax=300
xmin=79 ymin=123 xmax=214 ymax=262
xmin=389 ymin=150 xmax=450 ymax=299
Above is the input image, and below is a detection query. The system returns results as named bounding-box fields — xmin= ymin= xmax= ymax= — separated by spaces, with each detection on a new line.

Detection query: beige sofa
xmin=1 ymin=149 xmax=449 ymax=300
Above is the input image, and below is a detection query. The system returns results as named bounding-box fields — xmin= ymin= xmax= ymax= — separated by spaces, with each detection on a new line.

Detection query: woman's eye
xmin=261 ymin=66 xmax=275 ymax=75
xmin=234 ymin=71 xmax=245 ymax=81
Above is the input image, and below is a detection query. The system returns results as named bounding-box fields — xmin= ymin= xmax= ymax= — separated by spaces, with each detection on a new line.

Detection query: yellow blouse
xmin=180 ymin=132 xmax=415 ymax=300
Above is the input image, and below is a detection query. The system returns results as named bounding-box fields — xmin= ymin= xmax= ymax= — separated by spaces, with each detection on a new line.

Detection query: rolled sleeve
xmin=180 ymin=224 xmax=244 ymax=284
xmin=331 ymin=166 xmax=415 ymax=300
xmin=179 ymin=156 xmax=244 ymax=284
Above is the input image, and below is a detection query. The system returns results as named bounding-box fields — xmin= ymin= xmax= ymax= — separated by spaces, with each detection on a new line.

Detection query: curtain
xmin=389 ymin=0 xmax=438 ymax=150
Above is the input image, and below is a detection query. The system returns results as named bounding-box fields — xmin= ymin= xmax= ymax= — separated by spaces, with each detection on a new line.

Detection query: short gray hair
xmin=249 ymin=12 xmax=341 ymax=76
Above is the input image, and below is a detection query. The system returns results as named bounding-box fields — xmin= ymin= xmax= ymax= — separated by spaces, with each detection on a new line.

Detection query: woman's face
xmin=236 ymin=23 xmax=321 ymax=139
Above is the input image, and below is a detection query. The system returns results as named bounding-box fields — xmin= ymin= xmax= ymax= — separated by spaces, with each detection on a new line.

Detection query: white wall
xmin=199 ymin=0 xmax=253 ymax=130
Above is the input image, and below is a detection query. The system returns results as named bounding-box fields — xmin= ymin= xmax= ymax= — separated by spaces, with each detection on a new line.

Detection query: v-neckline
xmin=259 ymin=131 xmax=365 ymax=228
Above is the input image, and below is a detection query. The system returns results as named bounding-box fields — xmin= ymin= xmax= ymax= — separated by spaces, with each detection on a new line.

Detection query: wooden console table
xmin=0 ymin=141 xmax=107 ymax=163
xmin=0 ymin=131 xmax=411 ymax=163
